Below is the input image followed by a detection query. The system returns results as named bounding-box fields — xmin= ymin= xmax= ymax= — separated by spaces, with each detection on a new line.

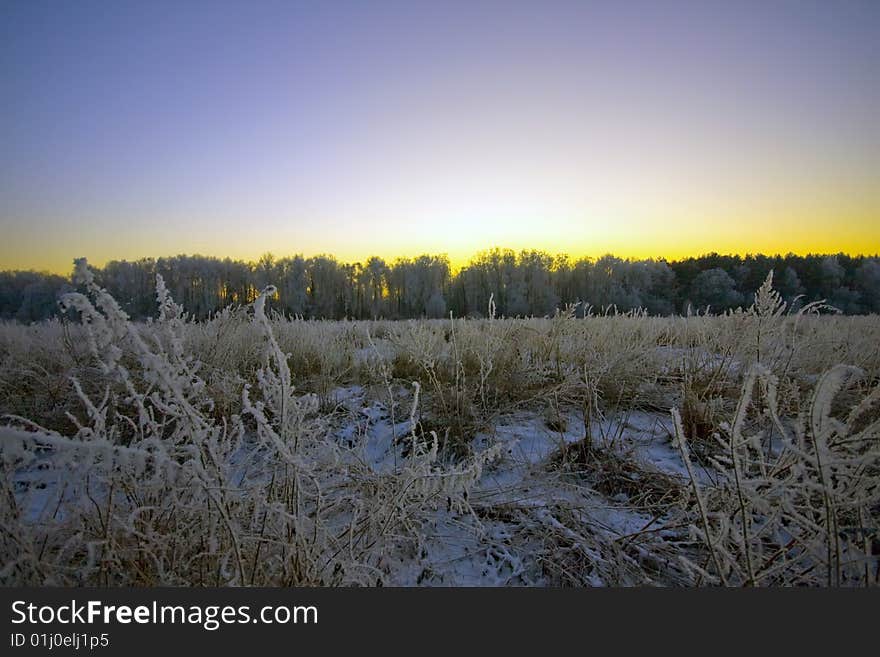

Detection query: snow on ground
xmin=325 ymin=386 xmax=696 ymax=585
xmin=11 ymin=386 xmax=699 ymax=586
xmin=330 ymin=384 xmax=412 ymax=471
xmin=475 ymin=411 xmax=583 ymax=465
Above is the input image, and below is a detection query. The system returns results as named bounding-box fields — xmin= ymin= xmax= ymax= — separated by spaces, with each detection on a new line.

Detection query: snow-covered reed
xmin=1 ymin=268 xmax=877 ymax=585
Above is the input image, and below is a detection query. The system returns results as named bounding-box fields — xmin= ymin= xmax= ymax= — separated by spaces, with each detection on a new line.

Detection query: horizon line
xmin=4 ymin=247 xmax=880 ymax=278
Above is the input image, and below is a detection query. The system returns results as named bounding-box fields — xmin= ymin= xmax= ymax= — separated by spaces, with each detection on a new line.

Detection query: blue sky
xmin=2 ymin=0 xmax=878 ymax=272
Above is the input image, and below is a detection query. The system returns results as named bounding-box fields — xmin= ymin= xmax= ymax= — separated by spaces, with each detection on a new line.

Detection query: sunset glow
xmin=2 ymin=1 xmax=878 ymax=274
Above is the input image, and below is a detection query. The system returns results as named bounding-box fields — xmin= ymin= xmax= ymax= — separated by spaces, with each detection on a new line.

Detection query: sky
xmin=1 ymin=0 xmax=879 ymax=274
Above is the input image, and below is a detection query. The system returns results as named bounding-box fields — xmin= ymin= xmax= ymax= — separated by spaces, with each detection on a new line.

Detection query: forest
xmin=2 ymin=249 xmax=879 ymax=321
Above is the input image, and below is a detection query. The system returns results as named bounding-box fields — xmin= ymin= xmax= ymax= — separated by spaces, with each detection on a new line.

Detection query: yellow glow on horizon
xmin=3 ymin=201 xmax=877 ymax=276
xmin=4 ymin=56 xmax=877 ymax=276
xmin=3 ymin=135 xmax=878 ymax=274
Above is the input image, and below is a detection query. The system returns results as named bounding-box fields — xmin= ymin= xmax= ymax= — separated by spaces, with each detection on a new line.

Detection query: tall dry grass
xmin=0 ymin=265 xmax=877 ymax=585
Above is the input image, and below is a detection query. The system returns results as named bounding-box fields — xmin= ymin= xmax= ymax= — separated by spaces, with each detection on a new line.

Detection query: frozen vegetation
xmin=4 ymin=250 xmax=880 ymax=322
xmin=1 ymin=261 xmax=878 ymax=586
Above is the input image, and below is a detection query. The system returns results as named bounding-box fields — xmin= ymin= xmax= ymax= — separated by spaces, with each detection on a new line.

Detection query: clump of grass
xmin=549 ymin=439 xmax=685 ymax=511
xmin=673 ymin=361 xmax=880 ymax=586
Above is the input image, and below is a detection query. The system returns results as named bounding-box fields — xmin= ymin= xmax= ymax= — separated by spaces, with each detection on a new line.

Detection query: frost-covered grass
xmin=1 ymin=265 xmax=878 ymax=586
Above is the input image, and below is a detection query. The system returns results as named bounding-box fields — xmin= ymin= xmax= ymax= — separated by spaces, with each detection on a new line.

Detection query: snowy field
xmin=1 ymin=264 xmax=878 ymax=586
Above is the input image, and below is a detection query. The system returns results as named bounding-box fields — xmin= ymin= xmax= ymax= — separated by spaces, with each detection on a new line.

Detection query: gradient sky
xmin=1 ymin=0 xmax=879 ymax=273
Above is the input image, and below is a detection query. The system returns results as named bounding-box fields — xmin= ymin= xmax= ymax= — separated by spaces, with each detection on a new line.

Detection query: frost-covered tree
xmin=2 ymin=250 xmax=880 ymax=320
xmin=776 ymin=265 xmax=805 ymax=306
xmin=424 ymin=289 xmax=447 ymax=318
xmin=277 ymin=256 xmax=309 ymax=316
xmin=689 ymin=268 xmax=744 ymax=312
xmin=855 ymin=259 xmax=880 ymax=313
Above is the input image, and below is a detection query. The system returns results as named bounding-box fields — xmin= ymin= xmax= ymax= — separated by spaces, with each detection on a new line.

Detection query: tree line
xmin=1 ymin=250 xmax=879 ymax=322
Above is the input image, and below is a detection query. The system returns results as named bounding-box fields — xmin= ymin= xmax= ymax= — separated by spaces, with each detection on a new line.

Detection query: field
xmin=1 ymin=262 xmax=878 ymax=586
